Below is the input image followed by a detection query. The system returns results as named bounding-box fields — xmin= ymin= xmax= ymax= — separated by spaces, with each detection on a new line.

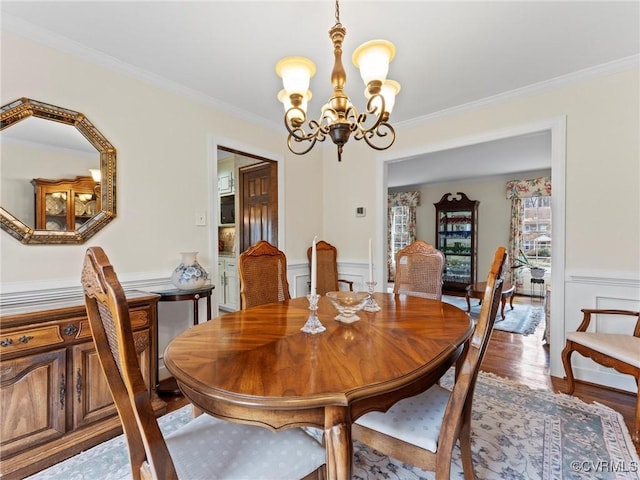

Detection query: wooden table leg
xmin=324 ymin=406 xmax=352 ymax=480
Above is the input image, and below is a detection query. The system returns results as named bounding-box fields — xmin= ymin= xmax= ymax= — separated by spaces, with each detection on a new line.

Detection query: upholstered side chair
xmin=307 ymin=240 xmax=354 ymax=295
xmin=238 ymin=240 xmax=291 ymax=309
xmin=561 ymin=308 xmax=640 ymax=444
xmin=353 ymin=246 xmax=507 ymax=479
xmin=81 ymin=246 xmax=325 ymax=479
xmin=393 ymin=240 xmax=446 ymax=300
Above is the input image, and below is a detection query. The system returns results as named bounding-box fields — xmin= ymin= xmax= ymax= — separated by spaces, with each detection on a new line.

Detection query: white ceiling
xmin=2 ymin=1 xmax=638 ymax=186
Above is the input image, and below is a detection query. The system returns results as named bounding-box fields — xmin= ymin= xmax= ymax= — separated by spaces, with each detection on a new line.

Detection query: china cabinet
xmin=434 ymin=192 xmax=479 ymax=292
xmin=0 ymin=291 xmax=165 ymax=480
xmin=32 ymin=176 xmax=100 ymax=231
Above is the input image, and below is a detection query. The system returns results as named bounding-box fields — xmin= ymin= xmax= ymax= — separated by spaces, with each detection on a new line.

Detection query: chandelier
xmin=276 ymin=0 xmax=400 ymax=162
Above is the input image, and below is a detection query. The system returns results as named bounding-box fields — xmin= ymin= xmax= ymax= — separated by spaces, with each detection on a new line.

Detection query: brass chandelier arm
xmin=356 ymin=122 xmax=396 ymax=151
xmin=283 ymin=91 xmax=395 ymax=159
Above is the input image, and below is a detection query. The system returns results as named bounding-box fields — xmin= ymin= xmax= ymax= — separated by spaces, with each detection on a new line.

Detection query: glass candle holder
xmin=301 ymin=293 xmax=326 ymax=334
xmin=363 ymin=281 xmax=381 ymax=312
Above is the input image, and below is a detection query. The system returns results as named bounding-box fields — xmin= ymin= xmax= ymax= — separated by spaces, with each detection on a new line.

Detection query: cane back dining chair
xmin=353 ymin=246 xmax=507 ymax=479
xmin=81 ymin=247 xmax=325 ymax=480
xmin=307 ymin=240 xmax=354 ymax=295
xmin=238 ymin=240 xmax=291 ymax=309
xmin=393 ymin=240 xmax=446 ymax=300
xmin=561 ymin=308 xmax=640 ymax=444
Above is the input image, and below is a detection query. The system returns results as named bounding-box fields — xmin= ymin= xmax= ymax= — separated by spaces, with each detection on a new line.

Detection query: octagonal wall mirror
xmin=1 ymin=98 xmax=116 ymax=244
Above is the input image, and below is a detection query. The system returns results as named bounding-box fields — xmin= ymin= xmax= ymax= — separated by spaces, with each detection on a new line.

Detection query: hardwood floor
xmin=159 ymin=294 xmax=638 ymax=453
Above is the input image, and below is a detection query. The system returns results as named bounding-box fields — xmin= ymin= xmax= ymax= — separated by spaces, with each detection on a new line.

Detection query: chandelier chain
xmin=335 ymin=0 xmax=340 ymax=25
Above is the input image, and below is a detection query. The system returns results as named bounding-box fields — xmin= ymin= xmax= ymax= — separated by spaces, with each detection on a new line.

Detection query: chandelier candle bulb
xmin=311 ymin=236 xmax=317 ymax=296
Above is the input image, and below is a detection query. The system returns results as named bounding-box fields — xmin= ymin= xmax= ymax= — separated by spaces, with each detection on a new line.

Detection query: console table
xmin=150 ymin=284 xmax=214 ymax=394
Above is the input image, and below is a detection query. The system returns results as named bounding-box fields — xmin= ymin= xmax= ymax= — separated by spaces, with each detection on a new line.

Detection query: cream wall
xmin=0 ymin=31 xmax=323 ymax=292
xmin=393 ymin=68 xmax=639 ymax=273
xmin=2 ymin=29 xmax=639 ymax=389
xmin=322 ymin=66 xmax=639 ymax=386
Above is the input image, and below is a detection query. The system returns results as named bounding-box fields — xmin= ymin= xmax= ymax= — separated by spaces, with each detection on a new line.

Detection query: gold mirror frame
xmin=1 ymin=98 xmax=116 ymax=245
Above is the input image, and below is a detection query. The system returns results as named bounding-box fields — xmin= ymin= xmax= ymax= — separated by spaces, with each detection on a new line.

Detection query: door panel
xmin=240 ymin=162 xmax=277 ymax=252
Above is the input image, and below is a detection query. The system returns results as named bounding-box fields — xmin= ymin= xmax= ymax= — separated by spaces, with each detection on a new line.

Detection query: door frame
xmin=375 ymin=116 xmax=566 ymax=377
xmin=207 ymin=136 xmax=285 ymax=314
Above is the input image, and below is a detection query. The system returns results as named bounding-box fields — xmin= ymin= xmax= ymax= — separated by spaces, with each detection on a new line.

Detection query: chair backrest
xmin=436 ymin=246 xmax=507 ymax=468
xmin=393 ymin=240 xmax=446 ymax=300
xmin=238 ymin=240 xmax=291 ymax=309
xmin=307 ymin=240 xmax=340 ymax=295
xmin=82 ymin=246 xmax=177 ymax=479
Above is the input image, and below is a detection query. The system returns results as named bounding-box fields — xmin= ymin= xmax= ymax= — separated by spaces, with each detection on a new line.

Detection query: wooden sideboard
xmin=0 ymin=291 xmax=166 ymax=480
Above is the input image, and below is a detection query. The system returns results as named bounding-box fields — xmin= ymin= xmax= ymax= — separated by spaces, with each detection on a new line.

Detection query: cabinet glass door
xmin=44 ymin=191 xmax=68 ymax=231
xmin=439 ymin=211 xmax=473 ymax=285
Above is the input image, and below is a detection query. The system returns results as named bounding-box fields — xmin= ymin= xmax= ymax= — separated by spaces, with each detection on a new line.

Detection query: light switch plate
xmin=195 ymin=212 xmax=207 ymax=226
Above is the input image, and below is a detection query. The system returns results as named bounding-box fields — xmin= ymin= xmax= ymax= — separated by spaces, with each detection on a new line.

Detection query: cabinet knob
xmin=63 ymin=324 xmax=79 ymax=336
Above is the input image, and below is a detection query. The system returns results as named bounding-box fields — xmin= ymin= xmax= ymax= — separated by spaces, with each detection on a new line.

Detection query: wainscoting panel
xmin=564 ymin=271 xmax=640 ymax=393
xmin=288 ymin=260 xmax=374 ymax=297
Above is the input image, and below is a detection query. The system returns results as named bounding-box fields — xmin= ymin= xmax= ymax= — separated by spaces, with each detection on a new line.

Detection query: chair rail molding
xmin=566 ymin=269 xmax=640 ymax=288
xmin=0 ymin=273 xmax=174 ymax=308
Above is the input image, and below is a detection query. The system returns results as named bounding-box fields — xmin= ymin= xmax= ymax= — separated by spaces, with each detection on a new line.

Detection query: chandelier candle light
xmin=276 ymin=0 xmax=400 ymax=162
xmin=364 ymin=238 xmax=381 ymax=312
xmin=302 ymin=236 xmax=326 ymax=334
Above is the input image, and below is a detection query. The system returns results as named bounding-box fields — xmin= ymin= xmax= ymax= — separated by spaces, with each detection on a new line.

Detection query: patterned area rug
xmin=443 ymin=294 xmax=545 ymax=335
xmin=27 ymin=371 xmax=639 ymax=480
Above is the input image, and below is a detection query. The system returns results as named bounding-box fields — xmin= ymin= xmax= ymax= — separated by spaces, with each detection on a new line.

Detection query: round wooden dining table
xmin=163 ymin=292 xmax=473 ymax=480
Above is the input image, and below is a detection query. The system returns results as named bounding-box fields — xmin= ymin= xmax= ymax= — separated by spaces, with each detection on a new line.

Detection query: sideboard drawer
xmin=0 ymin=325 xmax=64 ymax=354
xmin=76 ymin=307 xmax=151 ymax=340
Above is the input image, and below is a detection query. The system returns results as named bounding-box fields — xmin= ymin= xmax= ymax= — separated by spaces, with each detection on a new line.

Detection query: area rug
xmin=443 ymin=294 xmax=544 ymax=336
xmin=27 ymin=370 xmax=639 ymax=480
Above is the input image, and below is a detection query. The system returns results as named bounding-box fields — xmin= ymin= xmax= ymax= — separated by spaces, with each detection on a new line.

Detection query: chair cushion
xmin=355 ymin=384 xmax=451 ymax=453
xmin=164 ymin=413 xmax=325 ymax=479
xmin=567 ymin=332 xmax=640 ymax=368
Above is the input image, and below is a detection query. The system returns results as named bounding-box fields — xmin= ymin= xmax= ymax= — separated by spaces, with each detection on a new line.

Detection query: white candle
xmin=311 ymin=236 xmax=317 ymax=296
xmin=368 ymin=238 xmax=373 ymax=283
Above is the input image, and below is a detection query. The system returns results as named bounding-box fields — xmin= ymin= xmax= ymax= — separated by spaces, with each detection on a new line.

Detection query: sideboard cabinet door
xmin=0 ymin=349 xmax=67 ymax=457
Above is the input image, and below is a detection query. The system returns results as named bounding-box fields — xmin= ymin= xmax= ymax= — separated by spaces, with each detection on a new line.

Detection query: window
xmin=390 ymin=206 xmax=410 ymax=273
xmin=522 ymin=197 xmax=552 ymax=269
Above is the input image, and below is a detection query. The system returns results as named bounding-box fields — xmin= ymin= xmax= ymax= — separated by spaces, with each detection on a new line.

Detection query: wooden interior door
xmin=239 ymin=161 xmax=278 ymax=252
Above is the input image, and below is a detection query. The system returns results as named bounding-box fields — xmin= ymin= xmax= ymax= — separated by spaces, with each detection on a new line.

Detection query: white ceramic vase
xmin=171 ymin=252 xmax=209 ymax=290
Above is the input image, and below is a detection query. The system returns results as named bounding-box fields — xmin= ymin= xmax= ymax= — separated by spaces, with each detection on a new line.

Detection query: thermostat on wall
xmin=355 ymin=207 xmax=366 ymax=217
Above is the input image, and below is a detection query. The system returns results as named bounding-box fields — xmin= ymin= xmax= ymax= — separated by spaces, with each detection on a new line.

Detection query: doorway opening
xmin=214 ymin=144 xmax=281 ymax=312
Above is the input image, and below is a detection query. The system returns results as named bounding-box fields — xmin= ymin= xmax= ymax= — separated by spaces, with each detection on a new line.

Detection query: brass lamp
xmin=276 ymin=0 xmax=400 ymax=162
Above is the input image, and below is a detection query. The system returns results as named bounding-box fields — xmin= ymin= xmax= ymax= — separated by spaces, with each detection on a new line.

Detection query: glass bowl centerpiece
xmin=326 ymin=291 xmax=369 ymax=323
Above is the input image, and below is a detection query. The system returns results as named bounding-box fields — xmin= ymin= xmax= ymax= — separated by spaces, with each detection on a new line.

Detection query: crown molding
xmin=398 ymin=54 xmax=640 ymax=129
xmin=2 ymin=14 xmax=281 ymax=132
xmin=5 ymin=14 xmax=638 ymax=138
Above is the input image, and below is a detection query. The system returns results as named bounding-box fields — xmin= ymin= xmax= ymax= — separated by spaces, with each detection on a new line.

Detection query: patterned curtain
xmin=505 ymin=177 xmax=551 ymax=290
xmin=387 ymin=192 xmax=421 ymax=281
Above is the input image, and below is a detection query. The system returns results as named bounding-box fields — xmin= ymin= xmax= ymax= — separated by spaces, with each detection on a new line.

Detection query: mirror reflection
xmin=1 ymin=117 xmax=100 ymax=229
xmin=0 ymin=98 xmax=116 ymax=245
